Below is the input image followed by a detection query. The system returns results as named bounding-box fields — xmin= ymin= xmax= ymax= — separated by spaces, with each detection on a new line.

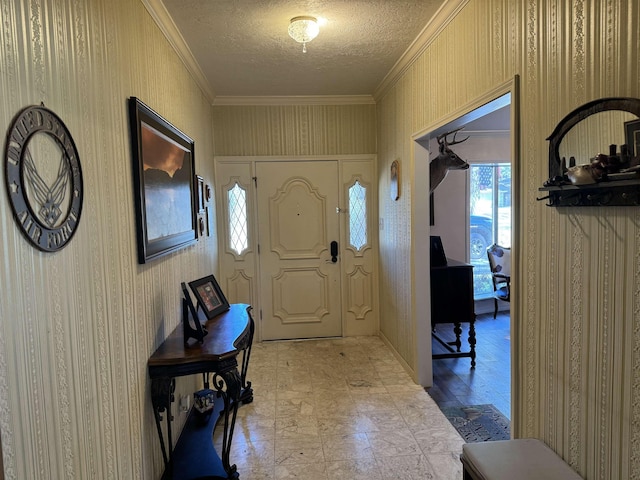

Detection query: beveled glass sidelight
xmin=348 ymin=180 xmax=367 ymax=251
xmin=228 ymin=182 xmax=248 ymax=254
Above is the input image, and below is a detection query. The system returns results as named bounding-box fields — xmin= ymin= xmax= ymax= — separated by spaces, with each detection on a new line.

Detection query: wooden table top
xmin=148 ymin=303 xmax=252 ymax=374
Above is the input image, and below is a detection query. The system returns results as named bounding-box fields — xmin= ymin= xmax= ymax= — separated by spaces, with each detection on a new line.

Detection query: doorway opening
xmin=412 ymin=82 xmax=518 ymax=424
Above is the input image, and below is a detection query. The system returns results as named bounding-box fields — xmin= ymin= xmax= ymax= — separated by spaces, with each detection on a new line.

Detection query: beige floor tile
xmin=351 ymin=409 xmax=408 ymax=433
xmin=423 ymin=452 xmax=464 ymax=480
xmin=235 ymin=397 xmax=276 ymax=419
xmin=375 ymin=454 xmax=439 ymax=480
xmin=275 ymin=462 xmax=329 ymax=479
xmin=312 ymin=385 xmax=353 ymax=401
xmin=276 ymin=391 xmax=316 ymax=417
xmin=227 ymin=337 xmax=467 ymax=479
xmin=366 ymin=428 xmax=422 ymax=458
xmin=351 ymin=392 xmax=398 ymax=413
xmin=346 ymin=378 xmax=387 ymax=395
xmin=313 ymin=395 xmax=359 ymax=417
xmin=230 ymin=414 xmax=276 ymax=444
xmin=325 ymin=458 xmax=383 ymax=480
xmin=275 ymin=438 xmax=325 ymax=465
xmin=275 ymin=413 xmax=321 ymax=439
xmin=413 ymin=425 xmax=465 ymax=454
xmin=320 ymin=433 xmax=373 ymax=462
xmin=316 ymin=413 xmax=364 ymax=436
xmin=228 ymin=438 xmax=275 ymax=476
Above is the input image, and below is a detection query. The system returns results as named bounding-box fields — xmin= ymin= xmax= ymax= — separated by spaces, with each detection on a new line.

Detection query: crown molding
xmin=373 ymin=0 xmax=470 ymax=101
xmin=141 ymin=0 xmax=215 ymax=102
xmin=212 ymin=95 xmax=376 ymax=106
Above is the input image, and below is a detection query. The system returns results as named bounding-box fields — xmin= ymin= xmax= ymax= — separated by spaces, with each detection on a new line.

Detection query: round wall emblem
xmin=4 ymin=105 xmax=83 ymax=251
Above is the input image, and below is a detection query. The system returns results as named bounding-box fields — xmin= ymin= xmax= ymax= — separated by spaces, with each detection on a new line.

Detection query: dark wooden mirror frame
xmin=547 ymin=97 xmax=640 ymax=178
xmin=540 ymin=97 xmax=640 ymax=207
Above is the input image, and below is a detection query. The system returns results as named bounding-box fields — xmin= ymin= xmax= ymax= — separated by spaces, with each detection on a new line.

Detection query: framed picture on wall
xmin=196 ymin=175 xmax=206 ymax=213
xmin=390 ymin=159 xmax=400 ymax=201
xmin=128 ymin=97 xmax=197 ymax=264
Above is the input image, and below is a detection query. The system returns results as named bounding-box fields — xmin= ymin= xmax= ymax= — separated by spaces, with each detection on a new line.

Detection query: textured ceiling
xmin=158 ymin=0 xmax=446 ymax=98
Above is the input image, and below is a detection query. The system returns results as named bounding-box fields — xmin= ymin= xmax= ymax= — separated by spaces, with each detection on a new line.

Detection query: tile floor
xmin=216 ymin=336 xmax=465 ymax=480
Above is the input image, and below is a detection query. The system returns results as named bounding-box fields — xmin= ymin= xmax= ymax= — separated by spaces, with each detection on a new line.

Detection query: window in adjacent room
xmin=469 ymin=163 xmax=511 ymax=298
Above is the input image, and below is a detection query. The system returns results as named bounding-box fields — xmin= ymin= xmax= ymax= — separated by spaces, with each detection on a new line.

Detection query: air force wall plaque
xmin=4 ymin=104 xmax=84 ymax=251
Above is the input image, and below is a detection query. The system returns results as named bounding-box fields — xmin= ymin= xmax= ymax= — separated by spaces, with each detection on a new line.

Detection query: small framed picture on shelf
xmin=181 ymin=282 xmax=207 ymax=344
xmin=625 ymin=119 xmax=640 ymax=157
xmin=189 ymin=275 xmax=230 ymax=320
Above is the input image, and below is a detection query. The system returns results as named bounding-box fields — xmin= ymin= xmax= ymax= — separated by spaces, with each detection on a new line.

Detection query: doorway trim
xmin=410 ymin=77 xmax=520 ymax=400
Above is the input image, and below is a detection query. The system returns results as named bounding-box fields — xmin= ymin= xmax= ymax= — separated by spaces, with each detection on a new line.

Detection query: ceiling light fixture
xmin=288 ymin=16 xmax=319 ymax=53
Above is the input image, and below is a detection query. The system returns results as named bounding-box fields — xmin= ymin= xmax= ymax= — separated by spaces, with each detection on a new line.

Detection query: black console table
xmin=148 ymin=303 xmax=254 ymax=479
xmin=430 ymin=259 xmax=476 ymax=367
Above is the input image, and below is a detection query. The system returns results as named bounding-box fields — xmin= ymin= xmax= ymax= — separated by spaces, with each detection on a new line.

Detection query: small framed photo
xmin=625 ymin=119 xmax=640 ymax=157
xmin=188 ymin=275 xmax=230 ymax=320
xmin=390 ymin=159 xmax=400 ymax=201
xmin=196 ymin=175 xmax=206 ymax=213
xmin=181 ymin=282 xmax=207 ymax=344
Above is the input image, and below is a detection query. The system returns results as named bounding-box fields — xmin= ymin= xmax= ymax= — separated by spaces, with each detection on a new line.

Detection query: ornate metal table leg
xmin=150 ymin=377 xmax=175 ymax=467
xmin=212 ymin=362 xmax=242 ymax=479
xmin=238 ymin=312 xmax=255 ymax=404
xmin=468 ymin=316 xmax=477 ymax=368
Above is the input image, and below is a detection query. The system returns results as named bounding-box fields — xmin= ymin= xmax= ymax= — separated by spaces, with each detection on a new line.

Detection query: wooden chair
xmin=487 ymin=244 xmax=511 ymax=318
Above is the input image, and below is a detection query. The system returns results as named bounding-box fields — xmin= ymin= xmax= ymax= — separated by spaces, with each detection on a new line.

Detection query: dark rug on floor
xmin=440 ymin=404 xmax=510 ymax=442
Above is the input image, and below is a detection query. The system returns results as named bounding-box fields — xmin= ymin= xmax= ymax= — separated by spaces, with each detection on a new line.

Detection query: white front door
xmin=256 ymin=161 xmax=342 ymax=340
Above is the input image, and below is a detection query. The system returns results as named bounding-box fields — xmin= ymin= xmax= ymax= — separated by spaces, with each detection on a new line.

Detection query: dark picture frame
xmin=181 ymin=282 xmax=207 ymax=345
xmin=390 ymin=159 xmax=400 ymax=201
xmin=128 ymin=97 xmax=197 ymax=263
xmin=188 ymin=275 xmax=230 ymax=320
xmin=625 ymin=119 xmax=640 ymax=157
xmin=196 ymin=175 xmax=206 ymax=213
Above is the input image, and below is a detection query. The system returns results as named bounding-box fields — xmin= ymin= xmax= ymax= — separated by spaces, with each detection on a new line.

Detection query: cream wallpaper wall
xmin=0 ymin=0 xmax=217 ymax=478
xmin=212 ymin=104 xmax=377 ymax=156
xmin=377 ymin=0 xmax=640 ymax=478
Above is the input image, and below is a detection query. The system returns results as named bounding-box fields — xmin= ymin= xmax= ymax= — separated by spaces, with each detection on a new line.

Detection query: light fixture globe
xmin=288 ymin=16 xmax=319 ymax=53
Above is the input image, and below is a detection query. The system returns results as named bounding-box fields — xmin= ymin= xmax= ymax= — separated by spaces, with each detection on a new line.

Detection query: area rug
xmin=440 ymin=404 xmax=510 ymax=442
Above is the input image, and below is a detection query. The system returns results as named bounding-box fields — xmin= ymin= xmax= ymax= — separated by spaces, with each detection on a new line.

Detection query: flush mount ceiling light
xmin=288 ymin=16 xmax=319 ymax=53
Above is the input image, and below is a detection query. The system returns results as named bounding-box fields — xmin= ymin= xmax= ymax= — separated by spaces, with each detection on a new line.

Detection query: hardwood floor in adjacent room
xmin=426 ymin=310 xmax=511 ymax=419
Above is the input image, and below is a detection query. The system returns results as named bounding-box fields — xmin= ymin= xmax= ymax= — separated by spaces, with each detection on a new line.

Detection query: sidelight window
xmin=348 ymin=180 xmax=367 ymax=251
xmin=228 ymin=182 xmax=248 ymax=255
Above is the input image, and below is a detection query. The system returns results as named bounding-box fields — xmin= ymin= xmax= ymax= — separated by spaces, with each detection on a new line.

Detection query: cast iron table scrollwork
xmin=148 ymin=304 xmax=254 ymax=480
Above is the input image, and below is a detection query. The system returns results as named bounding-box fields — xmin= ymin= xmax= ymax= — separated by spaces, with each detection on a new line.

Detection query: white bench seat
xmin=460 ymin=438 xmax=582 ymax=480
